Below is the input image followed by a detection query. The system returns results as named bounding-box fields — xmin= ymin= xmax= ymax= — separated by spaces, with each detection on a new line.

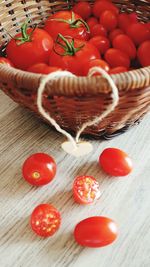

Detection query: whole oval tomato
xmin=118 ymin=13 xmax=130 ymax=32
xmin=89 ymin=36 xmax=110 ymax=54
xmin=49 ymin=34 xmax=100 ymax=76
xmin=86 ymin=17 xmax=98 ymax=29
xmin=73 ymin=175 xmax=101 ymax=204
xmin=74 ymin=216 xmax=118 ymax=247
xmin=6 ymin=22 xmax=53 ymax=70
xmin=0 ymin=57 xmax=14 ymax=67
xmin=22 ymin=153 xmax=56 ymax=186
xmin=109 ymin=66 xmax=127 ymax=74
xmin=99 ymin=148 xmax=133 ymax=176
xmin=126 ymin=23 xmax=150 ymax=46
xmin=72 ymin=2 xmax=92 ymax=20
xmin=90 ymin=24 xmax=107 ymax=38
xmin=27 ymin=63 xmax=61 ymax=74
xmin=109 ymin=28 xmax=124 ymax=43
xmin=92 ymin=1 xmax=119 ymax=18
xmin=128 ymin=12 xmax=138 ymax=23
xmin=100 ymin=10 xmax=118 ymax=32
xmin=30 ymin=204 xmax=61 ymax=237
xmin=105 ymin=48 xmax=130 ymax=68
xmin=137 ymin=41 xmax=150 ymax=67
xmin=82 ymin=59 xmax=110 ymax=76
xmin=44 ymin=11 xmax=90 ymax=41
xmin=113 ymin=34 xmax=136 ymax=59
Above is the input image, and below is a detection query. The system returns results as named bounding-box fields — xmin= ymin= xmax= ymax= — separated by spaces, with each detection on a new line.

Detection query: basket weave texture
xmin=0 ymin=0 xmax=150 ymax=138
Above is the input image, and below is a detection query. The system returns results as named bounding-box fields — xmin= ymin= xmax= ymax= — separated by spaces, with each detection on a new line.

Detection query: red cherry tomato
xmin=72 ymin=2 xmax=92 ymax=20
xmin=99 ymin=148 xmax=133 ymax=176
xmin=109 ymin=66 xmax=127 ymax=74
xmin=82 ymin=59 xmax=110 ymax=76
xmin=73 ymin=175 xmax=101 ymax=204
xmin=92 ymin=0 xmax=119 ymax=18
xmin=100 ymin=10 xmax=118 ymax=32
xmin=128 ymin=12 xmax=138 ymax=23
xmin=105 ymin=48 xmax=130 ymax=68
xmin=126 ymin=23 xmax=150 ymax=46
xmin=0 ymin=57 xmax=14 ymax=67
xmin=118 ymin=13 xmax=130 ymax=32
xmin=89 ymin=36 xmax=110 ymax=54
xmin=86 ymin=17 xmax=98 ymax=29
xmin=74 ymin=216 xmax=118 ymax=247
xmin=27 ymin=63 xmax=61 ymax=74
xmin=44 ymin=11 xmax=90 ymax=41
xmin=6 ymin=23 xmax=53 ymax=70
xmin=49 ymin=35 xmax=99 ymax=76
xmin=109 ymin=28 xmax=124 ymax=43
xmin=113 ymin=34 xmax=136 ymax=59
xmin=137 ymin=41 xmax=150 ymax=67
xmin=90 ymin=24 xmax=107 ymax=37
xmin=146 ymin=22 xmax=150 ymax=32
xmin=30 ymin=204 xmax=61 ymax=237
xmin=22 ymin=153 xmax=56 ymax=186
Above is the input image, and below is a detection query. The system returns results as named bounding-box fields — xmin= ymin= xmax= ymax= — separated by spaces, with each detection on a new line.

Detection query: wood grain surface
xmin=0 ymin=91 xmax=150 ymax=267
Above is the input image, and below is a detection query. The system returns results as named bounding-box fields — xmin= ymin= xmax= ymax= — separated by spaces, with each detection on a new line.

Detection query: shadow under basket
xmin=0 ymin=0 xmax=150 ymax=139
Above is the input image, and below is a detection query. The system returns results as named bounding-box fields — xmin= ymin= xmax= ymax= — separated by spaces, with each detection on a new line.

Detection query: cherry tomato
xmin=109 ymin=66 xmax=127 ymax=74
xmin=30 ymin=204 xmax=61 ymax=237
xmin=100 ymin=10 xmax=118 ymax=32
xmin=89 ymin=36 xmax=110 ymax=54
xmin=109 ymin=28 xmax=124 ymax=43
xmin=113 ymin=34 xmax=136 ymax=59
xmin=146 ymin=22 xmax=150 ymax=32
xmin=74 ymin=216 xmax=118 ymax=247
xmin=44 ymin=11 xmax=90 ymax=41
xmin=105 ymin=48 xmax=130 ymax=68
xmin=22 ymin=153 xmax=56 ymax=186
xmin=90 ymin=24 xmax=107 ymax=37
xmin=118 ymin=13 xmax=130 ymax=32
xmin=128 ymin=12 xmax=138 ymax=23
xmin=92 ymin=1 xmax=119 ymax=18
xmin=99 ymin=148 xmax=133 ymax=176
xmin=82 ymin=59 xmax=110 ymax=76
xmin=137 ymin=41 xmax=150 ymax=67
xmin=0 ymin=57 xmax=14 ymax=67
xmin=27 ymin=63 xmax=61 ymax=74
xmin=86 ymin=17 xmax=98 ymax=29
xmin=126 ymin=23 xmax=150 ymax=46
xmin=73 ymin=175 xmax=101 ymax=204
xmin=49 ymin=35 xmax=99 ymax=76
xmin=6 ymin=23 xmax=53 ymax=70
xmin=72 ymin=2 xmax=92 ymax=20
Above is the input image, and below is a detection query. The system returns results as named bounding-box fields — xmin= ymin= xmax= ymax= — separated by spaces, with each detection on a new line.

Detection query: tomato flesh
xmin=73 ymin=175 xmax=101 ymax=204
xmin=30 ymin=204 xmax=61 ymax=237
xmin=22 ymin=153 xmax=56 ymax=186
xmin=74 ymin=216 xmax=118 ymax=247
xmin=99 ymin=148 xmax=133 ymax=176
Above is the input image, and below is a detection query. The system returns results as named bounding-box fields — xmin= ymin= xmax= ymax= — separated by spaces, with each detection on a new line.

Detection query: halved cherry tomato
xmin=100 ymin=10 xmax=118 ymax=32
xmin=89 ymin=36 xmax=110 ymax=54
xmin=99 ymin=148 xmax=133 ymax=176
xmin=30 ymin=204 xmax=61 ymax=237
xmin=72 ymin=2 xmax=92 ymax=20
xmin=44 ymin=11 xmax=90 ymax=41
xmin=22 ymin=153 xmax=56 ymax=186
xmin=137 ymin=40 xmax=150 ymax=67
xmin=90 ymin=24 xmax=107 ymax=37
xmin=49 ymin=34 xmax=99 ymax=76
xmin=113 ymin=34 xmax=136 ymax=59
xmin=74 ymin=216 xmax=118 ymax=247
xmin=126 ymin=23 xmax=150 ymax=46
xmin=27 ymin=63 xmax=61 ymax=74
xmin=105 ymin=48 xmax=130 ymax=68
xmin=82 ymin=59 xmax=110 ymax=76
xmin=6 ymin=22 xmax=53 ymax=70
xmin=92 ymin=1 xmax=119 ymax=18
xmin=109 ymin=28 xmax=124 ymax=43
xmin=73 ymin=175 xmax=101 ymax=204
xmin=86 ymin=17 xmax=98 ymax=29
xmin=109 ymin=66 xmax=127 ymax=74
xmin=0 ymin=57 xmax=14 ymax=67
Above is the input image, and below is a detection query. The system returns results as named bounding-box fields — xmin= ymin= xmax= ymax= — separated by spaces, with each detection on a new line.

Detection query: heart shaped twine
xmin=37 ymin=67 xmax=119 ymax=157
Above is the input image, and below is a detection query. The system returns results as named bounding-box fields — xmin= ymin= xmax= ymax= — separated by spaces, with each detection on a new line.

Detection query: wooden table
xmin=0 ymin=91 xmax=150 ymax=267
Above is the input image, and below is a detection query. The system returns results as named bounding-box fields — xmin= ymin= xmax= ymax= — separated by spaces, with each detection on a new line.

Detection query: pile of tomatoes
xmin=0 ymin=0 xmax=150 ymax=76
xmin=22 ymin=147 xmax=133 ymax=247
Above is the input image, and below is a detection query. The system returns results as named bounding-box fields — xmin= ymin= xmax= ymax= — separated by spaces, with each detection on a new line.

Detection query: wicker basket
xmin=0 ymin=0 xmax=150 ymax=139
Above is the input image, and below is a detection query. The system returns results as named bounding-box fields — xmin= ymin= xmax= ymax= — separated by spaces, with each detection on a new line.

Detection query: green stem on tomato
xmin=15 ymin=20 xmax=36 ymax=45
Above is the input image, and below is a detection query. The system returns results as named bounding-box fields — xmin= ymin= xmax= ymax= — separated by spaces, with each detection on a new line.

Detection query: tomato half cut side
xmin=73 ymin=175 xmax=101 ymax=204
